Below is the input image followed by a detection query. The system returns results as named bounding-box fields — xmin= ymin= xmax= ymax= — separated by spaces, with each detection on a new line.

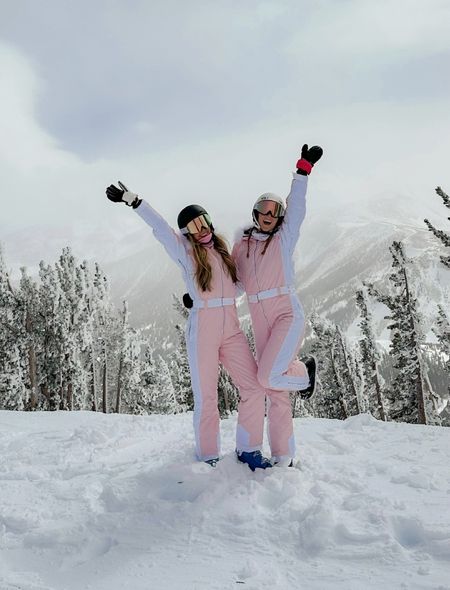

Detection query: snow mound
xmin=0 ymin=411 xmax=449 ymax=589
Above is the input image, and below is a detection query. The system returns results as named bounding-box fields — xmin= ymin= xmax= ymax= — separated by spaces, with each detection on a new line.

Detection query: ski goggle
xmin=181 ymin=214 xmax=213 ymax=235
xmin=254 ymin=200 xmax=285 ymax=218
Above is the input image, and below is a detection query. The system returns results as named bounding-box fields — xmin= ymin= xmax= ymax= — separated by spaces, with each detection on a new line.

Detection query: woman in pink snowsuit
xmin=106 ymin=183 xmax=272 ymax=470
xmin=232 ymin=145 xmax=323 ymax=465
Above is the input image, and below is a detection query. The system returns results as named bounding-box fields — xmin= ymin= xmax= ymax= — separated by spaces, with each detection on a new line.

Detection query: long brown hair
xmin=188 ymin=233 xmax=238 ymax=292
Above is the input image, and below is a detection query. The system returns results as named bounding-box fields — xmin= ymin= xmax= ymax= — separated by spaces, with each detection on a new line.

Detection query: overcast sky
xmin=1 ymin=0 xmax=450 ymax=266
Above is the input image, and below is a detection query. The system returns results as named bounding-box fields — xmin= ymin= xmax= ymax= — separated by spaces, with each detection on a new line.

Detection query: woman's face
xmin=192 ymin=226 xmax=212 ymax=242
xmin=258 ymin=212 xmax=278 ymax=232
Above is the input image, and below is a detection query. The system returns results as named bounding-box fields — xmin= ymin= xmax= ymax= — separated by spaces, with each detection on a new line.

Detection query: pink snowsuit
xmin=232 ymin=173 xmax=309 ymax=462
xmin=135 ymin=200 xmax=266 ymax=461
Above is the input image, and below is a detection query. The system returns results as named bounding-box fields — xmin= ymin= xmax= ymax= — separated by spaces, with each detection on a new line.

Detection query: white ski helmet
xmin=252 ymin=193 xmax=286 ymax=231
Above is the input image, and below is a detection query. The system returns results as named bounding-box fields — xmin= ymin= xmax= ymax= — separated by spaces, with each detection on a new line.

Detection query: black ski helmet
xmin=177 ymin=204 xmax=214 ymax=234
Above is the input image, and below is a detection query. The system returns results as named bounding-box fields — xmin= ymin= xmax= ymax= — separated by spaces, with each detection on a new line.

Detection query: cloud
xmin=2 ymin=0 xmax=450 ymax=162
xmin=1 ymin=2 xmax=450 ymax=272
xmin=286 ymin=0 xmax=450 ymax=61
xmin=0 ymin=1 xmax=292 ymax=159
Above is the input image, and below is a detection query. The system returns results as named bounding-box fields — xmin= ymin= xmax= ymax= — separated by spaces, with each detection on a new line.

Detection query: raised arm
xmin=280 ymin=144 xmax=323 ymax=252
xmin=105 ymin=182 xmax=188 ymax=268
xmin=280 ymin=174 xmax=308 ymax=251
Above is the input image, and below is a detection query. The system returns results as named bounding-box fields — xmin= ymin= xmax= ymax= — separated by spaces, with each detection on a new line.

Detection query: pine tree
xmin=71 ymin=261 xmax=94 ymax=411
xmin=17 ymin=267 xmax=41 ymax=410
xmin=366 ymin=241 xmax=438 ymax=425
xmin=309 ymin=314 xmax=349 ymax=420
xmin=54 ymin=247 xmax=88 ymax=410
xmin=80 ymin=261 xmax=99 ymax=411
xmin=424 ymin=186 xmax=450 ymax=269
xmin=38 ymin=261 xmax=65 ymax=410
xmin=140 ymin=345 xmax=159 ymax=413
xmin=170 ymin=296 xmax=193 ymax=411
xmin=89 ymin=262 xmax=117 ymax=413
xmin=1 ymin=246 xmax=147 ymax=415
xmin=433 ymin=305 xmax=450 ymax=396
xmin=334 ymin=326 xmax=362 ymax=416
xmin=217 ymin=365 xmax=239 ymax=417
xmin=356 ymin=288 xmax=387 ymax=420
xmin=152 ymin=355 xmax=182 ymax=414
xmin=0 ymin=247 xmax=27 ymax=410
xmin=116 ymin=301 xmax=143 ymax=414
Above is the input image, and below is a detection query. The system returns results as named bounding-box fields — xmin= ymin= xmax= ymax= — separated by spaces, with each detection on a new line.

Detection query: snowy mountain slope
xmin=102 ymin=244 xmax=184 ymax=331
xmin=295 ymin=206 xmax=448 ymax=339
xmin=1 ymin=410 xmax=449 ymax=590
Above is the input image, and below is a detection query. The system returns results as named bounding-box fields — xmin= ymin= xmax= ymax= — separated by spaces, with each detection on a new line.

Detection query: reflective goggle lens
xmin=184 ymin=214 xmax=212 ymax=234
xmin=254 ymin=200 xmax=284 ymax=217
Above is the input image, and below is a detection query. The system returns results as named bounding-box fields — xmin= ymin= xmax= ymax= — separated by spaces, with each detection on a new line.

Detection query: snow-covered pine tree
xmin=152 ymin=355 xmax=182 ymax=414
xmin=171 ymin=293 xmax=189 ymax=322
xmin=423 ymin=187 xmax=450 ymax=416
xmin=37 ymin=261 xmax=63 ymax=410
xmin=0 ymin=344 xmax=26 ymax=410
xmin=17 ymin=267 xmax=40 ymax=410
xmin=169 ymin=338 xmax=192 ymax=412
xmin=433 ymin=305 xmax=450 ymax=393
xmin=217 ymin=365 xmax=239 ymax=417
xmin=54 ymin=247 xmax=89 ymax=411
xmin=424 ymin=186 xmax=450 ymax=269
xmin=70 ymin=261 xmax=94 ymax=410
xmin=356 ymin=287 xmax=387 ymax=421
xmin=115 ymin=301 xmax=143 ymax=414
xmin=309 ymin=313 xmax=350 ymax=420
xmin=170 ymin=295 xmax=193 ymax=411
xmin=140 ymin=345 xmax=159 ymax=413
xmin=333 ymin=326 xmax=362 ymax=417
xmin=80 ymin=261 xmax=99 ymax=411
xmin=91 ymin=262 xmax=117 ymax=413
xmin=0 ymin=246 xmax=27 ymax=410
xmin=366 ymin=241 xmax=439 ymax=425
xmin=115 ymin=300 xmax=128 ymax=414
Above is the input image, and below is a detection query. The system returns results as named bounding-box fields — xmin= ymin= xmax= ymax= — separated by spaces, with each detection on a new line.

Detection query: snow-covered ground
xmin=1 ymin=411 xmax=449 ymax=590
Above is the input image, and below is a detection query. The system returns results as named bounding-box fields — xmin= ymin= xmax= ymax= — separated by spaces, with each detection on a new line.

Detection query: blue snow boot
xmin=236 ymin=450 xmax=272 ymax=472
xmin=299 ymin=356 xmax=317 ymax=400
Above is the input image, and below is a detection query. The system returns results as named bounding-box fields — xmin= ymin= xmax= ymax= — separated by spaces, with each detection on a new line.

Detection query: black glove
xmin=105 ymin=182 xmax=141 ymax=208
xmin=106 ymin=184 xmax=124 ymax=202
xmin=296 ymin=144 xmax=323 ymax=175
xmin=182 ymin=293 xmax=193 ymax=309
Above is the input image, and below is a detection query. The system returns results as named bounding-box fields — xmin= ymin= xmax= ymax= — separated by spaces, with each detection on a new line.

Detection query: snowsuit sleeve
xmin=280 ymin=173 xmax=308 ymax=253
xmin=135 ymin=199 xmax=189 ymax=269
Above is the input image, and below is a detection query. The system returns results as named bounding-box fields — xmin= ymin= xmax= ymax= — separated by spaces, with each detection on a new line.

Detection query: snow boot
xmin=272 ymin=458 xmax=294 ymax=467
xmin=204 ymin=458 xmax=219 ymax=467
xmin=236 ymin=450 xmax=272 ymax=472
xmin=298 ymin=356 xmax=317 ymax=400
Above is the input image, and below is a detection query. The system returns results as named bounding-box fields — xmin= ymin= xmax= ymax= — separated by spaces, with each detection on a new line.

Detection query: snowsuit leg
xmin=219 ymin=311 xmax=266 ymax=453
xmin=186 ymin=308 xmax=221 ymax=461
xmin=254 ymin=295 xmax=309 ymax=391
xmin=250 ymin=295 xmax=309 ymax=459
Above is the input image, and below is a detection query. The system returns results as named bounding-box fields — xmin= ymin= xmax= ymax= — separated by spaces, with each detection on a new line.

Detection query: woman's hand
xmin=105 ymin=182 xmax=142 ymax=208
xmin=296 ymin=144 xmax=323 ymax=175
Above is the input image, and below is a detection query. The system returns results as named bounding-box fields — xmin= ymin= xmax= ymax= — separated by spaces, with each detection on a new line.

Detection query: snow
xmin=1 ymin=411 xmax=449 ymax=590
